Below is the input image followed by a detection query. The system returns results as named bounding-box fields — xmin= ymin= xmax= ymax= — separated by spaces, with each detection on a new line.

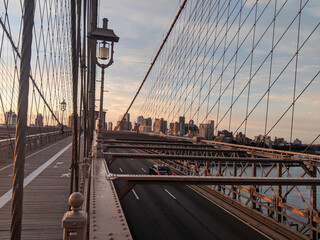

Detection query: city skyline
xmin=112 ymin=113 xmax=307 ymax=147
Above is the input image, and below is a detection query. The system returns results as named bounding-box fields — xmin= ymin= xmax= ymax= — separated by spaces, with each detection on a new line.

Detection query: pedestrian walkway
xmin=0 ymin=137 xmax=73 ymax=239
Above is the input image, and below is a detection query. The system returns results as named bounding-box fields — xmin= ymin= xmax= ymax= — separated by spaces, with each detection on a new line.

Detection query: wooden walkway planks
xmin=0 ymin=137 xmax=73 ymax=240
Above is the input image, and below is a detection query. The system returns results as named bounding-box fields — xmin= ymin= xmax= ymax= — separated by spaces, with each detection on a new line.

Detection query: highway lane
xmin=108 ymin=148 xmax=270 ymax=240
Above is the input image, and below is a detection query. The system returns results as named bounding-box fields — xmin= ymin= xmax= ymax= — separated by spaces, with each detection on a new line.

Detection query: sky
xmin=0 ymin=0 xmax=178 ymax=127
xmin=0 ymin=0 xmax=319 ymax=144
xmin=94 ymin=0 xmax=320 ymax=145
xmin=96 ymin=0 xmax=182 ymax=123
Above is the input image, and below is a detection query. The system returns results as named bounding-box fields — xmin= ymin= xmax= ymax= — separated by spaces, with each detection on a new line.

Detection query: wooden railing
xmin=0 ymin=129 xmax=72 ymax=162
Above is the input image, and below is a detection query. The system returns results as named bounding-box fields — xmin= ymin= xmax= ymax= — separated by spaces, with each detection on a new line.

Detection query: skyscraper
xmin=35 ymin=114 xmax=44 ymax=127
xmin=4 ymin=110 xmax=16 ymax=127
xmin=179 ymin=116 xmax=185 ymax=136
xmin=199 ymin=120 xmax=214 ymax=140
xmin=137 ymin=116 xmax=144 ymax=125
xmin=124 ymin=113 xmax=130 ymax=122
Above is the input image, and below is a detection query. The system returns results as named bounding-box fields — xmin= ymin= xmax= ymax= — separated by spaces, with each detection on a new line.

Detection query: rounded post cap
xmin=69 ymin=192 xmax=84 ymax=211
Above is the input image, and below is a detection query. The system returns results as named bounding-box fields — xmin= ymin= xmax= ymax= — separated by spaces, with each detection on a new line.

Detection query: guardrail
xmin=148 ymin=149 xmax=319 ymax=239
xmin=0 ymin=129 xmax=72 ymax=162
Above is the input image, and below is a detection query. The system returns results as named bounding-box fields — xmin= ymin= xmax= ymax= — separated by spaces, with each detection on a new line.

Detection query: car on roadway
xmin=149 ymin=165 xmax=173 ymax=176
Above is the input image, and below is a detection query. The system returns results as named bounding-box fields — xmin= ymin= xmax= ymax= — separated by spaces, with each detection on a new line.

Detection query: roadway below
xmin=108 ymin=148 xmax=270 ymax=240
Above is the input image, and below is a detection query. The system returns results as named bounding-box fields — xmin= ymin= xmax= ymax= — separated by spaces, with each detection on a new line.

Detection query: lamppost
xmin=60 ymin=99 xmax=66 ymax=133
xmin=89 ymin=18 xmax=119 ymax=158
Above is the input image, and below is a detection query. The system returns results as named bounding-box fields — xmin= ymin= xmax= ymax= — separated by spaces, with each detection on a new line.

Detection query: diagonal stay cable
xmin=0 ymin=17 xmax=61 ymax=125
xmin=208 ymin=0 xmax=307 ymax=132
xmin=233 ymin=20 xmax=320 ymax=136
xmin=303 ymin=134 xmax=320 ymax=153
xmin=264 ymin=70 xmax=320 ymax=141
xmin=116 ymin=0 xmax=188 ymax=130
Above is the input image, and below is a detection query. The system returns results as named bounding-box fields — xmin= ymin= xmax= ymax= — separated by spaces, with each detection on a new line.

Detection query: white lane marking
xmin=0 ymin=137 xmax=70 ymax=172
xmin=0 ymin=142 xmax=72 ymax=209
xmin=164 ymin=189 xmax=176 ymax=200
xmin=132 ymin=189 xmax=140 ymax=200
xmin=141 ymin=168 xmax=146 ymax=173
xmin=0 ymin=163 xmax=13 ymax=172
xmin=188 ymin=187 xmax=273 ymax=240
xmin=61 ymin=173 xmax=70 ymax=178
xmin=119 ymin=168 xmax=123 ymax=173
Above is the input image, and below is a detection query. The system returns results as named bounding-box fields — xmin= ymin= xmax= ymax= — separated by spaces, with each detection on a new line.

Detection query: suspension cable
xmin=115 ymin=0 xmax=188 ymax=130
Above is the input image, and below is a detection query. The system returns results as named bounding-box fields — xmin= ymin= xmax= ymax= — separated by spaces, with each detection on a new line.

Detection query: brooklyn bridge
xmin=0 ymin=0 xmax=319 ymax=239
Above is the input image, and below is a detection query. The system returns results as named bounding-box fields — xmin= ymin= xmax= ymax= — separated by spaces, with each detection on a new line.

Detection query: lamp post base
xmin=94 ymin=141 xmax=103 ymax=158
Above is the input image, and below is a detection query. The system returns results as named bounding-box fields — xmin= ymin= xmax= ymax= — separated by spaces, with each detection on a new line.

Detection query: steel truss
xmin=105 ymin=140 xmax=320 ymax=239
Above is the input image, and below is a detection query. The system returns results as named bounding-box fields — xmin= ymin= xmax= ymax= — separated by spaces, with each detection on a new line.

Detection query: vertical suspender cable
xmin=76 ymin=0 xmax=82 ymax=186
xmin=70 ymin=0 xmax=79 ymax=195
xmin=245 ymin=1 xmax=258 ymax=136
xmin=10 ymin=0 xmax=35 ymax=239
xmin=264 ymin=0 xmax=277 ymax=146
xmin=289 ymin=0 xmax=302 ymax=150
xmin=82 ymin=0 xmax=87 ymax=157
xmin=116 ymin=0 xmax=188 ymax=130
xmin=87 ymin=0 xmax=97 ymax=155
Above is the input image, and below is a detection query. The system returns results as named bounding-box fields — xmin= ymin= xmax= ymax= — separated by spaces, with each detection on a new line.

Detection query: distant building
xmin=218 ymin=130 xmax=233 ymax=137
xmin=168 ymin=122 xmax=174 ymax=134
xmin=185 ymin=120 xmax=198 ymax=136
xmin=133 ymin=122 xmax=140 ymax=131
xmin=4 ymin=110 xmax=16 ymax=127
xmin=168 ymin=122 xmax=179 ymax=135
xmin=274 ymin=137 xmax=288 ymax=147
xmin=215 ymin=129 xmax=234 ymax=143
xmin=145 ymin=117 xmax=152 ymax=126
xmin=139 ymin=124 xmax=152 ymax=132
xmin=68 ymin=114 xmax=80 ymax=129
xmin=208 ymin=120 xmax=214 ymax=132
xmin=198 ymin=120 xmax=214 ymax=140
xmin=293 ymin=138 xmax=302 ymax=145
xmin=115 ymin=113 xmax=132 ymax=131
xmin=107 ymin=122 xmax=113 ymax=131
xmin=124 ymin=113 xmax=130 ymax=122
xmin=137 ymin=116 xmax=144 ymax=125
xmin=199 ymin=124 xmax=214 ymax=140
xmin=35 ymin=114 xmax=44 ymax=127
xmin=94 ymin=110 xmax=107 ymax=128
xmin=173 ymin=122 xmax=179 ymax=135
xmin=254 ymin=134 xmax=272 ymax=148
xmin=115 ymin=121 xmax=120 ymax=131
xmin=138 ymin=116 xmax=152 ymax=133
xmin=115 ymin=120 xmax=132 ymax=131
xmin=153 ymin=119 xmax=160 ymax=133
xmin=235 ymin=132 xmax=252 ymax=145
xmin=162 ymin=120 xmax=167 ymax=134
xmin=154 ymin=118 xmax=166 ymax=134
xmin=179 ymin=116 xmax=185 ymax=136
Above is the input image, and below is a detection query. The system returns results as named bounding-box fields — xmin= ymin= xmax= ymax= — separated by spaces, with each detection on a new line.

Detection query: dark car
xmin=149 ymin=165 xmax=173 ymax=175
